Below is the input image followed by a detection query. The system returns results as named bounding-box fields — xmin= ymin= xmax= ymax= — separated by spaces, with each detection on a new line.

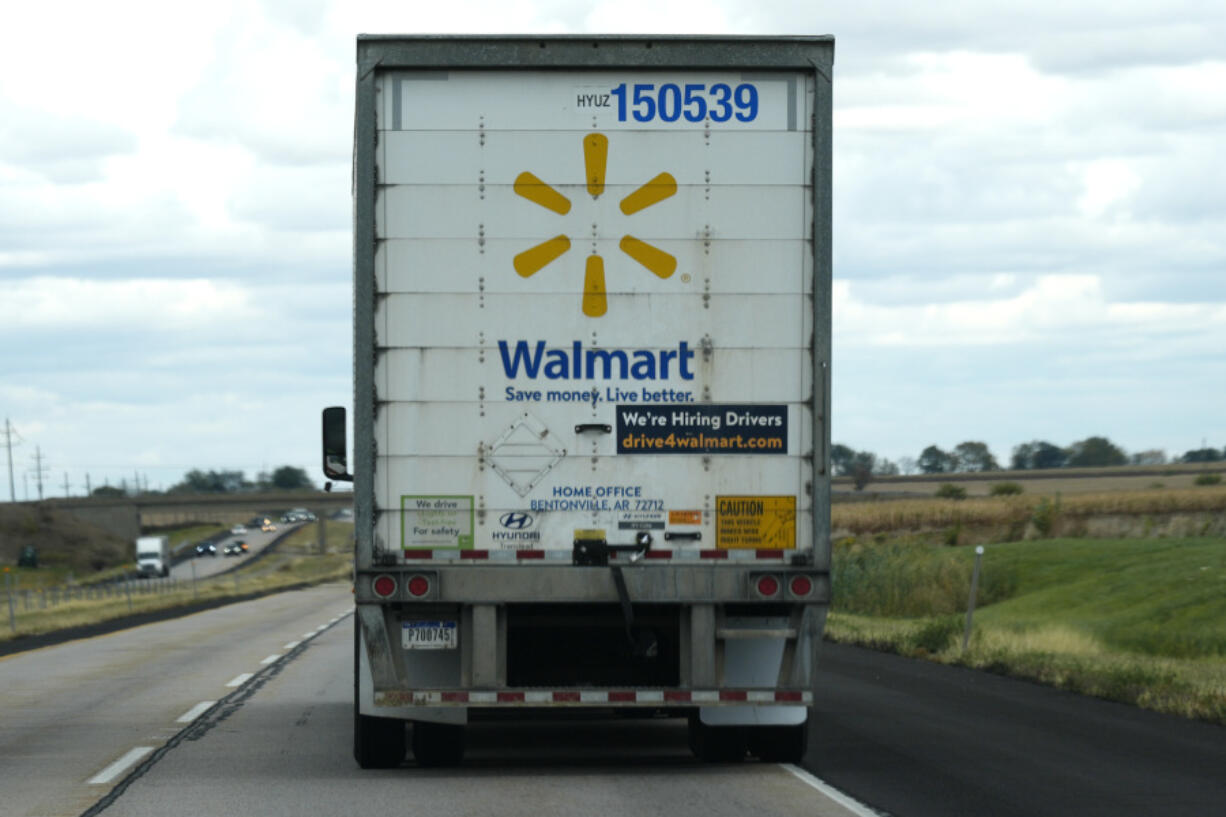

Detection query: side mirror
xmin=322 ymin=406 xmax=353 ymax=482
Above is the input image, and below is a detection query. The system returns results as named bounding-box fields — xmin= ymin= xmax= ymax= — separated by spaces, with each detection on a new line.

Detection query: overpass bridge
xmin=38 ymin=491 xmax=354 ymax=541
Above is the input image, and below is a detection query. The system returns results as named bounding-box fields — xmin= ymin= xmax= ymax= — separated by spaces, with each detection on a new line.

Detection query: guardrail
xmin=2 ymin=569 xmax=252 ymax=635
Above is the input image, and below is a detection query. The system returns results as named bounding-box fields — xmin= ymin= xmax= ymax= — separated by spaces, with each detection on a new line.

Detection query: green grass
xmin=829 ymin=536 xmax=1226 ymax=723
xmin=973 ymin=537 xmax=1226 ymax=658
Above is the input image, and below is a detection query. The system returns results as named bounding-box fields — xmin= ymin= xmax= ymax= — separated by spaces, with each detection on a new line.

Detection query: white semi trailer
xmin=325 ymin=34 xmax=834 ymax=768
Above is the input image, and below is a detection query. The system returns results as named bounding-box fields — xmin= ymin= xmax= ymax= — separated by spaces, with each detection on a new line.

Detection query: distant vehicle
xmin=195 ymin=542 xmax=217 ymax=557
xmin=260 ymin=518 xmax=277 ymax=532
xmin=134 ymin=535 xmax=171 ymax=578
xmin=224 ymin=541 xmax=248 ymax=556
xmin=281 ymin=508 xmax=317 ymax=523
xmin=230 ymin=524 xmax=247 ymax=535
xmin=17 ymin=546 xmax=38 ymax=568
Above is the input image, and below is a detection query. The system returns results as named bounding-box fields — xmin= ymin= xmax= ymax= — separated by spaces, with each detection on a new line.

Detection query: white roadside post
xmin=962 ymin=545 xmax=985 ymax=653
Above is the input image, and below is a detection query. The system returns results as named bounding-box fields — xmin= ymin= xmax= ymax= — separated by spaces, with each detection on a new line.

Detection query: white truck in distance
xmin=327 ymin=34 xmax=834 ymax=769
xmin=134 ymin=535 xmax=171 ymax=578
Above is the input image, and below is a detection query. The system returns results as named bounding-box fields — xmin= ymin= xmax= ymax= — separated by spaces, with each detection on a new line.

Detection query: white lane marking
xmin=301 ymin=632 xmax=315 ymax=639
xmin=259 ymin=654 xmax=281 ymax=665
xmin=283 ymin=640 xmax=301 ymax=650
xmin=225 ymin=673 xmax=254 ymax=687
xmin=176 ymin=701 xmax=216 ymax=723
xmin=782 ymin=764 xmax=883 ymax=817
xmin=88 ymin=747 xmax=153 ymax=785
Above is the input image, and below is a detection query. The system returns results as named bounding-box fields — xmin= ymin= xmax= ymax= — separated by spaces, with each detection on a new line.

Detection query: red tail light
xmin=789 ymin=575 xmax=813 ymax=597
xmin=755 ymin=575 xmax=780 ymax=597
xmin=372 ymin=574 xmax=397 ymax=598
xmin=407 ymin=574 xmax=430 ymax=597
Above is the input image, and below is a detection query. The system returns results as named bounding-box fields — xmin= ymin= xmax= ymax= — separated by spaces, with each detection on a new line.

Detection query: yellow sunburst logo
xmin=512 ymin=133 xmax=677 ymax=317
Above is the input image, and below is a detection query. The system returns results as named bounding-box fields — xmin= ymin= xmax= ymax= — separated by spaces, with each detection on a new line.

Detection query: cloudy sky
xmin=2 ymin=1 xmax=1224 ymax=497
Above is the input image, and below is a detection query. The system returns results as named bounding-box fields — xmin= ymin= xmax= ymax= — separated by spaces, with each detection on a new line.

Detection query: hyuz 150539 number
xmin=609 ymin=82 xmax=759 ymax=123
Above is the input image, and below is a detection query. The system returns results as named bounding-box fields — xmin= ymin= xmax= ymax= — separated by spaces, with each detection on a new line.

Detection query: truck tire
xmin=411 ymin=721 xmax=466 ymax=767
xmin=688 ymin=716 xmax=747 ymax=763
xmin=353 ymin=617 xmax=406 ymax=769
xmin=745 ymin=721 xmax=808 ymax=763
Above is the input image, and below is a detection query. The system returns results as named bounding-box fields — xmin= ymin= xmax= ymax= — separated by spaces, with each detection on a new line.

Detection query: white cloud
xmin=0 ymin=277 xmax=259 ymax=330
xmin=836 ymin=274 xmax=1226 ymax=349
xmin=1077 ymin=158 xmax=1140 ymax=217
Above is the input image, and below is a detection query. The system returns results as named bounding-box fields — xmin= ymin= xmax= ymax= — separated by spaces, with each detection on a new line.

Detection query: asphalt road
xmin=94 ymin=623 xmax=864 ymax=817
xmin=170 ymin=522 xmax=299 ymax=582
xmin=0 ymin=583 xmax=353 ymax=817
xmin=3 ymin=584 xmax=1223 ymax=817
xmin=808 ymin=643 xmax=1226 ymax=817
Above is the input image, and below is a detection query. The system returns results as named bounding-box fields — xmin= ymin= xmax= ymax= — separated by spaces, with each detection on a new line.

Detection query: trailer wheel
xmin=746 ymin=721 xmax=808 ymax=764
xmin=688 ymin=716 xmax=747 ymax=763
xmin=411 ymin=721 xmax=466 ymax=767
xmin=353 ymin=617 xmax=406 ymax=769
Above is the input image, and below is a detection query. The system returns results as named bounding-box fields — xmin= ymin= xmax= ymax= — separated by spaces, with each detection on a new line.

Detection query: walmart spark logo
xmin=512 ymin=133 xmax=677 ymax=317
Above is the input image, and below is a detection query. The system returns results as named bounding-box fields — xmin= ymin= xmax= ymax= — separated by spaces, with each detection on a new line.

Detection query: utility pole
xmin=85 ymin=473 xmax=92 ymax=495
xmin=2 ymin=418 xmax=20 ymax=502
xmin=63 ymin=472 xmax=71 ymax=498
xmin=31 ymin=447 xmax=49 ymax=502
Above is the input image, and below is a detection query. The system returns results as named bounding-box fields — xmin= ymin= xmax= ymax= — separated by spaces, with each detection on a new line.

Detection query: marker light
xmin=372 ymin=574 xmax=397 ymax=598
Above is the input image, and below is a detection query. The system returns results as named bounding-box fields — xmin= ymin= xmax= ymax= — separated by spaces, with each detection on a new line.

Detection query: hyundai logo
xmin=499 ymin=512 xmax=534 ymax=530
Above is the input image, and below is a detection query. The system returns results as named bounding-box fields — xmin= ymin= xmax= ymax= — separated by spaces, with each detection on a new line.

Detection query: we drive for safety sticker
xmin=715 ymin=496 xmax=796 ymax=550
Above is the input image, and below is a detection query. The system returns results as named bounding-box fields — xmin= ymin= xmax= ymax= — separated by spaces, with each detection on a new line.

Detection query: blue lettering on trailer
xmin=498 ymin=340 xmax=695 ymax=381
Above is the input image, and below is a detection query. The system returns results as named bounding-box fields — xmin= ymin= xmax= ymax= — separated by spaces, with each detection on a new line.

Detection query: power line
xmin=2 ymin=418 xmax=21 ymax=503
xmin=30 ymin=446 xmax=50 ymax=502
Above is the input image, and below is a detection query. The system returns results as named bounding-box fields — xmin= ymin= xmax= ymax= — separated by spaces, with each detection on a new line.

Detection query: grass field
xmin=828 ymin=535 xmax=1226 ymax=724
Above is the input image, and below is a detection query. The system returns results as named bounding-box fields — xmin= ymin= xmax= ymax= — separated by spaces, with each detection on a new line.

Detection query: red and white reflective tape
xmin=375 ymin=688 xmax=812 ymax=707
xmin=399 ymin=549 xmax=791 ymax=563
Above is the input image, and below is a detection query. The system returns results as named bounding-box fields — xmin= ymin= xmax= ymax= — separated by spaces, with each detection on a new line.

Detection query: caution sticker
xmin=715 ymin=496 xmax=796 ymax=550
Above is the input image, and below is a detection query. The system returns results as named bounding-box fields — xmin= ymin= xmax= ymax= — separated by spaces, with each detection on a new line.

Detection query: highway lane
xmin=7 ymin=581 xmax=1224 ymax=817
xmin=170 ymin=522 xmax=301 ymax=582
xmin=92 ymin=619 xmax=867 ymax=817
xmin=0 ymin=583 xmax=353 ymax=817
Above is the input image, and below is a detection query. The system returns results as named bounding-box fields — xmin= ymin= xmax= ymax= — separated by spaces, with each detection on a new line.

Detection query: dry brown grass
xmin=832 ymin=486 xmax=1226 ymax=538
xmin=1 ymin=555 xmax=350 ymax=641
xmin=837 ymin=462 xmax=1226 ymax=497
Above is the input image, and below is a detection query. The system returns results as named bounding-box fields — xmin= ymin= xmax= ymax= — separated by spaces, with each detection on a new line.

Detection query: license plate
xmin=402 ymin=620 xmax=457 ymax=650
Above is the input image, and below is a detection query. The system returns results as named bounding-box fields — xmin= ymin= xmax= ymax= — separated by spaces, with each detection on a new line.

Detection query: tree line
xmin=88 ymin=466 xmax=316 ymax=497
xmin=833 ymin=437 xmax=1225 ymax=489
